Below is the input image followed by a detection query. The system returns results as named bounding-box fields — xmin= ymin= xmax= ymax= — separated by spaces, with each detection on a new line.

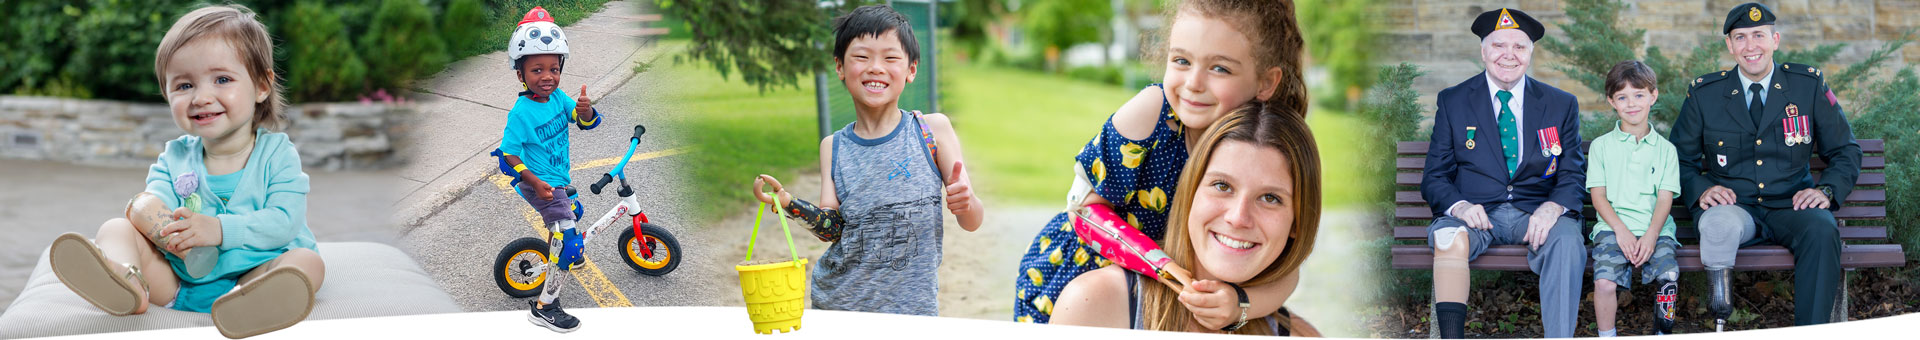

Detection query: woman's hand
xmin=158 ymin=207 xmax=222 ymax=252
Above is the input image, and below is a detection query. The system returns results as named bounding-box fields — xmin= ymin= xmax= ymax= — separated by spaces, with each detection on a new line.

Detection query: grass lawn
xmin=654 ymin=40 xmax=823 ymax=221
xmin=665 ymin=43 xmax=1378 ymax=221
xmin=942 ymin=61 xmax=1379 ymax=209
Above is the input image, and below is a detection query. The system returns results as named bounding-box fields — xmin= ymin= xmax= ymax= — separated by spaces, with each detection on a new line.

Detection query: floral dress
xmin=1014 ymin=85 xmax=1189 ymax=323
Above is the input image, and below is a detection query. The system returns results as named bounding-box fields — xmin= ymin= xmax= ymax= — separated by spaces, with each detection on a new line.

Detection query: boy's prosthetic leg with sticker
xmin=783 ymin=199 xmax=844 ymax=242
xmin=1653 ymin=272 xmax=1679 ymax=335
xmin=1063 ymin=164 xmax=1191 ymax=290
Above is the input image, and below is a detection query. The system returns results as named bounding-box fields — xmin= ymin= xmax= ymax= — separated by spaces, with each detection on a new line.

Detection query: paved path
xmin=393 ymin=1 xmax=724 ymax=312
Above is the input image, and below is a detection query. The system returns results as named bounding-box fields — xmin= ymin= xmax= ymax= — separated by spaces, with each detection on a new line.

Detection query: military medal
xmin=1782 ymin=117 xmax=1797 ymax=146
xmin=1537 ymin=127 xmax=1561 ymax=178
xmin=1789 ymin=116 xmax=1804 ymax=144
xmin=1465 ymin=126 xmax=1478 ymax=150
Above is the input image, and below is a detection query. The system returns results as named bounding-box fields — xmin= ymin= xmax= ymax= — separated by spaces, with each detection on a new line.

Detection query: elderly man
xmin=1674 ymin=2 xmax=1861 ymax=330
xmin=1420 ymin=8 xmax=1587 ymax=339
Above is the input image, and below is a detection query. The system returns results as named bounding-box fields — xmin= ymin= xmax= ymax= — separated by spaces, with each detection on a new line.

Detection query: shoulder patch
xmin=1781 ymin=62 xmax=1823 ymax=79
xmin=1691 ymin=69 xmax=1733 ymax=90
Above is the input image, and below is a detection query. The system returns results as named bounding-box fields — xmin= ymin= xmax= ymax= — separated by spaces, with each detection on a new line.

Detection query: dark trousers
xmin=1756 ymin=206 xmax=1844 ymax=325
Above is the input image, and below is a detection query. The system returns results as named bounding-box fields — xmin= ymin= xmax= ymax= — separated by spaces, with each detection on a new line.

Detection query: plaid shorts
xmin=1590 ymin=230 xmax=1679 ymax=290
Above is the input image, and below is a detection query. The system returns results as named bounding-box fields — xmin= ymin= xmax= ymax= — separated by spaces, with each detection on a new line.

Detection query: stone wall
xmin=0 ymin=96 xmax=411 ymax=171
xmin=1375 ymin=0 xmax=1920 ymax=112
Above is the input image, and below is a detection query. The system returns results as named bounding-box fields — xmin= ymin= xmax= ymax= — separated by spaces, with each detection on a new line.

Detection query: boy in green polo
xmin=1587 ymin=61 xmax=1682 ymax=337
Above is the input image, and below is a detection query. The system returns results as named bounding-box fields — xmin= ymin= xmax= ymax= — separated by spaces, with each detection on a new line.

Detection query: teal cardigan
xmin=143 ymin=129 xmax=316 ymax=283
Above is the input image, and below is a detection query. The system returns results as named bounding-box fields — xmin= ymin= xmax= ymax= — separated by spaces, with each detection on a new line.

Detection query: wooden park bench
xmin=1390 ymin=139 xmax=1902 ymax=332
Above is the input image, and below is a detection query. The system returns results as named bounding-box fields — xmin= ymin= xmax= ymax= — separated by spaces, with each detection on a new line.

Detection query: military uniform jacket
xmin=1421 ymin=73 xmax=1587 ymax=217
xmin=1672 ymin=63 xmax=1861 ymax=212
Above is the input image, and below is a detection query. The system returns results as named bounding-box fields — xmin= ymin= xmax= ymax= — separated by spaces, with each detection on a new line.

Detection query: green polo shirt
xmin=1587 ymin=122 xmax=1681 ymax=239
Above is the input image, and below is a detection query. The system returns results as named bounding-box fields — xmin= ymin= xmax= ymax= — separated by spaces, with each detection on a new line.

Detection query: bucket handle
xmin=744 ymin=190 xmax=801 ymax=265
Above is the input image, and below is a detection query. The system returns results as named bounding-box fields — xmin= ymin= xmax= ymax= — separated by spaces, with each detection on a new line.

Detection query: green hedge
xmin=1 ymin=0 xmax=612 ymax=103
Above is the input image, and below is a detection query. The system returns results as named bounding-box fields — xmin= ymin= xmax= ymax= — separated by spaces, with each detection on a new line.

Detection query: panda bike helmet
xmin=509 ymin=6 xmax=569 ymax=70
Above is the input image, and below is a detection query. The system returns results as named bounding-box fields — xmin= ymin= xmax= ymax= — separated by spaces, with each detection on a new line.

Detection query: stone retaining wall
xmin=0 ymin=96 xmax=410 ymax=171
xmin=1376 ymin=0 xmax=1918 ymax=111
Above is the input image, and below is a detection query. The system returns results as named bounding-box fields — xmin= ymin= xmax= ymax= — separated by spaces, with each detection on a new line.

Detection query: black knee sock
xmin=1435 ymin=302 xmax=1468 ymax=339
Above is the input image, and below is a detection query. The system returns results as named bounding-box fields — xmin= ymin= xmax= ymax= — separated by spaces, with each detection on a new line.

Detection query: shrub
xmin=357 ymin=0 xmax=449 ymax=92
xmin=440 ymin=0 xmax=488 ymax=58
xmin=283 ymin=1 xmax=368 ymax=102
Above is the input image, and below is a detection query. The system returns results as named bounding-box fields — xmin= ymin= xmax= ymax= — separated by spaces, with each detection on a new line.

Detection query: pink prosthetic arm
xmin=1070 ymin=203 xmax=1192 ymax=290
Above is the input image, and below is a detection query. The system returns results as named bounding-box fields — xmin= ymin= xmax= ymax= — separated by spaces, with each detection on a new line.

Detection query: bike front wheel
xmin=619 ymin=223 xmax=681 ymax=276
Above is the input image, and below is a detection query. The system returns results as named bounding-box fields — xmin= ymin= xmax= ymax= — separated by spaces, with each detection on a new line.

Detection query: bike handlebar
xmin=593 ymin=124 xmax=647 ymax=195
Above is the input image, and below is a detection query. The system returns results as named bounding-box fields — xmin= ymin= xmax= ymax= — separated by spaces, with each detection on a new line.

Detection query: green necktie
xmin=1497 ymin=90 xmax=1518 ymax=178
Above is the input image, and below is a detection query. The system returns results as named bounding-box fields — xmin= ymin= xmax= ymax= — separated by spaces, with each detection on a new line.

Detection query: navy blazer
xmin=1421 ymin=73 xmax=1586 ymax=218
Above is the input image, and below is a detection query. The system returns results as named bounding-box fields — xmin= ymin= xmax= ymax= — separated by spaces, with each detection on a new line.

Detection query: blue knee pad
xmin=557 ymin=228 xmax=586 ymax=270
xmin=571 ymin=200 xmax=584 ymax=221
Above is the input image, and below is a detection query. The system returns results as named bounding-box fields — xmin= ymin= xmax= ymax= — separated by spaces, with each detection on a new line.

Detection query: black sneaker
xmin=528 ymin=299 xmax=581 ymax=333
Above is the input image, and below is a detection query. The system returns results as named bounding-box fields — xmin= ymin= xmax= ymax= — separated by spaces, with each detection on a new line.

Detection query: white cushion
xmin=0 ymin=242 xmax=460 ymax=338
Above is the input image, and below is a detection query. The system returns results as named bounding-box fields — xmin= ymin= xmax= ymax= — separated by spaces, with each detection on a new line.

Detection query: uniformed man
xmin=1672 ymin=2 xmax=1862 ymax=329
xmin=1421 ymin=8 xmax=1587 ymax=339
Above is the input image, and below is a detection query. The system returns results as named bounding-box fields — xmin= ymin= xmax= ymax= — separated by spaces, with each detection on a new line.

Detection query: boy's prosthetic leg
xmin=539 ymin=219 xmax=582 ymax=306
xmin=1653 ymin=272 xmax=1679 ymax=335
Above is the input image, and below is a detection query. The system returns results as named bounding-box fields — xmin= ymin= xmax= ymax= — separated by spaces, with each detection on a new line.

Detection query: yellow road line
xmin=572 ymin=148 xmax=690 ymax=170
xmin=517 ymin=208 xmax=634 ymax=308
xmin=487 ymin=147 xmax=689 ymax=308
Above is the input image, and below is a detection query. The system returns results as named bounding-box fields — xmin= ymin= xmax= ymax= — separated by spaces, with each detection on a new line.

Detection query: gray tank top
xmin=810 ymin=110 xmax=945 ymax=316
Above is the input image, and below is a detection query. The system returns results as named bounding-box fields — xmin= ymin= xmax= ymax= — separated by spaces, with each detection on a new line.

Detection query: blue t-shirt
xmin=501 ymin=90 xmax=577 ymax=186
xmin=206 ymin=171 xmax=240 ymax=202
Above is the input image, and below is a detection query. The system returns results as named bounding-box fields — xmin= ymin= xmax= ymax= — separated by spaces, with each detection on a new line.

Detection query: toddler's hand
xmin=528 ymin=177 xmax=554 ymax=201
xmin=159 ymin=207 xmax=222 ymax=252
xmin=575 ymin=85 xmax=593 ymax=115
xmin=1179 ymin=280 xmax=1241 ymax=330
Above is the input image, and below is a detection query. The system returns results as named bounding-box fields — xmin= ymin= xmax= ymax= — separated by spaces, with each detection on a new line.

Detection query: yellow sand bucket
xmin=736 ymin=196 xmax=807 ymax=334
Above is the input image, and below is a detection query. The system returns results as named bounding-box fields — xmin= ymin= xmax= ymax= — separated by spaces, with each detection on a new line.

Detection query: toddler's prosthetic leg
xmin=539 ymin=219 xmax=581 ymax=306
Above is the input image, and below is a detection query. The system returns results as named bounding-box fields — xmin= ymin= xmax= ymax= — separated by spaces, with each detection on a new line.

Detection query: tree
xmin=1299 ymin=0 xmax=1376 ymax=112
xmin=1536 ymin=0 xmax=1899 ymax=138
xmin=1021 ymin=0 xmax=1112 ymax=71
xmin=946 ymin=0 xmax=1008 ymax=60
xmin=654 ymin=0 xmax=879 ymax=93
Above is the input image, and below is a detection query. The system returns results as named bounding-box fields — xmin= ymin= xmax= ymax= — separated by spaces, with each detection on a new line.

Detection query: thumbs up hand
xmin=943 ymin=161 xmax=976 ymax=216
xmin=574 ymin=85 xmax=593 ymax=116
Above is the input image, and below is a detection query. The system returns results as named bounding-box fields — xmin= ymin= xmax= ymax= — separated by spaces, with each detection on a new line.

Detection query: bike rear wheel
xmin=494 ymin=237 xmax=550 ymax=298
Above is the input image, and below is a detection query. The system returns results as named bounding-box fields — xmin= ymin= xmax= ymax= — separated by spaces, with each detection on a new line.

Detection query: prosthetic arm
xmin=753 ymin=175 xmax=844 ymax=242
xmin=1064 ymin=164 xmax=1193 ymax=291
xmin=783 ymin=199 xmax=844 ymax=243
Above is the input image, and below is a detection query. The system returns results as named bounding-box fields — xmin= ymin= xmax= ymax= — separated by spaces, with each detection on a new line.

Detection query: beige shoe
xmin=210 ymin=266 xmax=314 ymax=339
xmin=49 ymin=232 xmax=146 ymax=316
